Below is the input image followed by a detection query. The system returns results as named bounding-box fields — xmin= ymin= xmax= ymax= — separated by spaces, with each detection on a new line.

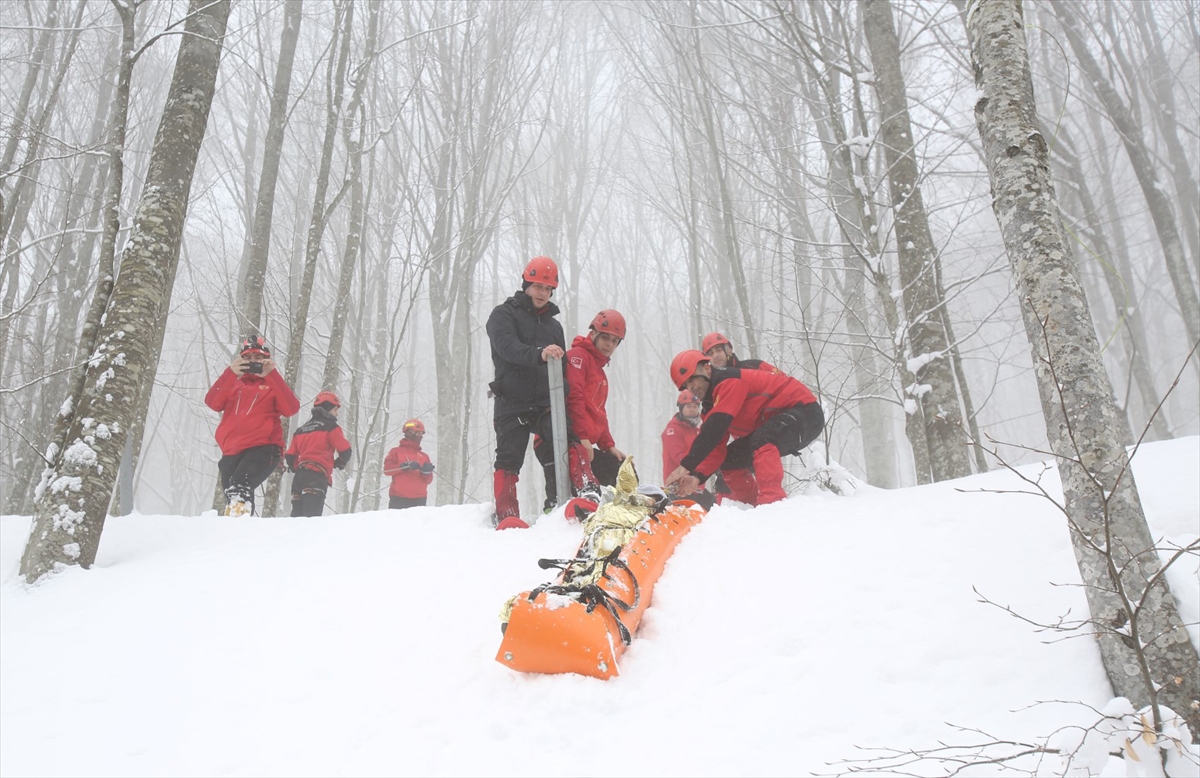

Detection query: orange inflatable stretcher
xmin=496 ymin=458 xmax=705 ymax=680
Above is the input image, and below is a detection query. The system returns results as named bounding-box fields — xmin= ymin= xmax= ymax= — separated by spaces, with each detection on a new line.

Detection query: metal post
xmin=547 ymin=355 xmax=572 ymax=507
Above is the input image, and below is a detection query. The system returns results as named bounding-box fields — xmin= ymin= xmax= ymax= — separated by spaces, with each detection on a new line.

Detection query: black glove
xmin=284 ymin=454 xmax=297 ymax=473
xmin=399 ymin=461 xmax=418 ymax=471
xmin=419 ymin=462 xmax=435 ymax=474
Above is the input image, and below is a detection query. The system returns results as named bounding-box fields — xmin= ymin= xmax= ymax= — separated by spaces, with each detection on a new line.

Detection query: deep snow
xmin=2 ymin=438 xmax=1197 ymax=777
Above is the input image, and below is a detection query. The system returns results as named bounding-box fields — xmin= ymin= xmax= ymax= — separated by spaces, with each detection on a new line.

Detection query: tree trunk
xmin=240 ymin=0 xmax=303 ymax=333
xmin=965 ymin=0 xmax=1200 ymax=735
xmin=20 ymin=0 xmax=231 ymax=582
xmin=861 ymin=0 xmax=971 ymax=482
xmin=1050 ymin=0 xmax=1200 ymax=352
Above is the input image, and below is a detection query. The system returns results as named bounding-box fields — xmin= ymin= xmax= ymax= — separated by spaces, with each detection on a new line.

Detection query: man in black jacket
xmin=486 ymin=256 xmax=594 ymax=530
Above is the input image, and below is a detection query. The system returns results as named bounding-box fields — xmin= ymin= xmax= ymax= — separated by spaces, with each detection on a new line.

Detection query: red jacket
xmin=204 ymin=368 xmax=300 ymax=456
xmin=285 ymin=415 xmax=352 ymax=484
xmin=565 ymin=335 xmax=615 ymax=450
xmin=661 ymin=413 xmax=701 ymax=482
xmin=383 ymin=439 xmax=433 ymax=498
xmin=682 ymin=367 xmax=818 ymax=478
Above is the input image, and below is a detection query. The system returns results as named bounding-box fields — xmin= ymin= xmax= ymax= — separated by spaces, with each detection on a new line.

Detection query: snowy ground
xmin=2 ymin=437 xmax=1197 ymax=777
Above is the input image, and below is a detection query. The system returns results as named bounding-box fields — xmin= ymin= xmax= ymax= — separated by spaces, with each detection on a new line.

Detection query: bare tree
xmin=20 ymin=0 xmax=231 ymax=583
xmin=965 ymin=0 xmax=1199 ymax=735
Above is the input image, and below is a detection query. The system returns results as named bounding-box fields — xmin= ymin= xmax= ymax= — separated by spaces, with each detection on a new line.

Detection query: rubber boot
xmin=720 ymin=468 xmax=758 ymax=505
xmin=493 ymin=470 xmax=527 ymax=530
xmin=752 ymin=445 xmax=787 ymax=505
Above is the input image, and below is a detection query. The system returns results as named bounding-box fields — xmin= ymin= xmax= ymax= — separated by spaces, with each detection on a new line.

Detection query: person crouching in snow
xmin=661 ymin=390 xmax=714 ymax=510
xmin=205 ymin=335 xmax=301 ymax=516
xmin=564 ymin=309 xmax=628 ymax=488
xmin=284 ymin=391 xmax=352 ymax=517
xmin=383 ymin=419 xmax=434 ymax=509
xmin=664 ymin=350 xmax=824 ymax=506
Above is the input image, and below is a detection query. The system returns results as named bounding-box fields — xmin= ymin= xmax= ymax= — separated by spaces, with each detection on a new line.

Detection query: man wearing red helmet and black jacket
xmin=664 ymin=350 xmax=824 ymax=506
xmin=284 ymin=391 xmax=352 ymax=517
xmin=563 ymin=309 xmax=628 ymax=488
xmin=205 ymin=336 xmax=301 ymax=516
xmin=486 ymin=256 xmax=596 ymax=530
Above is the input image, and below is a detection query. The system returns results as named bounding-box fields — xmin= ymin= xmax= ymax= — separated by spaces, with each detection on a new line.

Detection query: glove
xmin=419 ymin=462 xmax=435 ymax=474
xmin=284 ymin=454 xmax=297 ymax=473
xmin=399 ymin=461 xmax=418 ymax=471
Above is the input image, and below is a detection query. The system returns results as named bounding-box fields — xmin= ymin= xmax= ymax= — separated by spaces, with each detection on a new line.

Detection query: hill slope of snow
xmin=2 ymin=438 xmax=1197 ymax=777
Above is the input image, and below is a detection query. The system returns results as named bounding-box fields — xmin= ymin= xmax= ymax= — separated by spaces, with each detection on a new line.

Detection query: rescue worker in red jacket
xmin=204 ymin=336 xmax=301 ymax=516
xmin=664 ymin=350 xmax=824 ymax=506
xmin=565 ymin=309 xmax=627 ymax=488
xmin=284 ymin=391 xmax=352 ymax=517
xmin=702 ymin=331 xmax=774 ymax=371
xmin=661 ymin=390 xmax=714 ymax=510
xmin=383 ymin=419 xmax=434 ymax=510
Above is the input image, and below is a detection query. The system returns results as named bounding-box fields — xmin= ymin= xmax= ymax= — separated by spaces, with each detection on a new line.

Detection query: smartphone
xmin=246 ymin=362 xmax=264 ymax=374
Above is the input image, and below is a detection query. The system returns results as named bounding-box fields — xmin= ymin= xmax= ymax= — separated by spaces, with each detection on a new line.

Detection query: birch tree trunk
xmin=20 ymin=0 xmax=231 ymax=583
xmin=965 ymin=0 xmax=1199 ymax=735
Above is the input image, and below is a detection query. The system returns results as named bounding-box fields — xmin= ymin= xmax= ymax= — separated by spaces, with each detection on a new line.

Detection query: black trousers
xmin=494 ymin=403 xmax=577 ymax=510
xmin=290 ymin=467 xmax=328 ymax=517
xmin=722 ymin=402 xmax=825 ymax=470
xmin=388 ymin=496 xmax=427 ymax=510
xmin=218 ymin=444 xmax=281 ymax=514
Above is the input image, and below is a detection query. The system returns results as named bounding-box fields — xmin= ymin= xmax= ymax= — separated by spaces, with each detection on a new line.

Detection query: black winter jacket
xmin=486 ymin=291 xmax=567 ymax=411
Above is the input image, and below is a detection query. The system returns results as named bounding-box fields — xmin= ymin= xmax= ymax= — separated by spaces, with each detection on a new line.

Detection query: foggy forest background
xmin=2 ymin=0 xmax=1197 ymax=519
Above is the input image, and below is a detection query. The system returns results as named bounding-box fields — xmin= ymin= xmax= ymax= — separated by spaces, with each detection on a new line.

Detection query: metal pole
xmin=547 ymin=355 xmax=572 ymax=507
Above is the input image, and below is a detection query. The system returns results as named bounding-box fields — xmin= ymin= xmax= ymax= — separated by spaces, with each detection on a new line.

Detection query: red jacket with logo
xmin=383 ymin=439 xmax=433 ymax=498
xmin=204 ymin=368 xmax=301 ymax=456
xmin=565 ymin=335 xmax=615 ymax=450
xmin=682 ymin=366 xmax=818 ymax=479
xmin=661 ymin=413 xmax=701 ymax=483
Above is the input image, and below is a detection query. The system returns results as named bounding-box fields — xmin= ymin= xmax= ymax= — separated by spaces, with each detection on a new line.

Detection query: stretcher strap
xmin=530 ymin=551 xmax=641 ymax=645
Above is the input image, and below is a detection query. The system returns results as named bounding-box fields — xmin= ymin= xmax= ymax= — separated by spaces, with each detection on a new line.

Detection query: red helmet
xmin=314 ymin=391 xmax=340 ymax=408
xmin=240 ymin=335 xmax=270 ymax=357
xmin=589 ymin=309 xmax=626 ymax=340
xmin=677 ymin=390 xmax=700 ymax=406
xmin=403 ymin=418 xmax=425 ymax=436
xmin=669 ymin=350 xmax=711 ymax=390
xmin=701 ymin=332 xmax=730 ymax=355
xmin=523 ymin=256 xmax=559 ymax=288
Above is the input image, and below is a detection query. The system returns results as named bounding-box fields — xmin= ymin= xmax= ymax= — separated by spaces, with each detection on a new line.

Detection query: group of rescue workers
xmin=203 ymin=255 xmax=824 ymax=526
xmin=203 ymin=336 xmax=434 ymax=517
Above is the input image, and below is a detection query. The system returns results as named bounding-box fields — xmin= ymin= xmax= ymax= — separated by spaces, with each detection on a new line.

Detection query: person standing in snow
xmin=284 ymin=391 xmax=352 ymax=517
xmin=486 ymin=256 xmax=594 ymax=530
xmin=661 ymin=390 xmax=714 ymax=510
xmin=664 ymin=350 xmax=824 ymax=506
xmin=204 ymin=336 xmax=301 ymax=516
xmin=564 ymin=309 xmax=628 ymax=488
xmin=383 ymin=419 xmax=434 ymax=509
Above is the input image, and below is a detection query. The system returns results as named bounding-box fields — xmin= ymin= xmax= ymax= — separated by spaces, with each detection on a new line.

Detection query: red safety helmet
xmin=523 ymin=256 xmax=559 ymax=288
xmin=589 ymin=309 xmax=626 ymax=340
xmin=677 ymin=390 xmax=700 ymax=406
xmin=313 ymin=391 xmax=340 ymax=408
xmin=669 ymin=349 xmax=711 ymax=390
xmin=402 ymin=418 xmax=425 ymax=436
xmin=240 ymin=335 xmax=270 ymax=357
xmin=701 ymin=332 xmax=731 ymax=355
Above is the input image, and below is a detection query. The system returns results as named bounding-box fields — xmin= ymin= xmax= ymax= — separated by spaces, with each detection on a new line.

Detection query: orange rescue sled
xmin=496 ymin=463 xmax=705 ymax=680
